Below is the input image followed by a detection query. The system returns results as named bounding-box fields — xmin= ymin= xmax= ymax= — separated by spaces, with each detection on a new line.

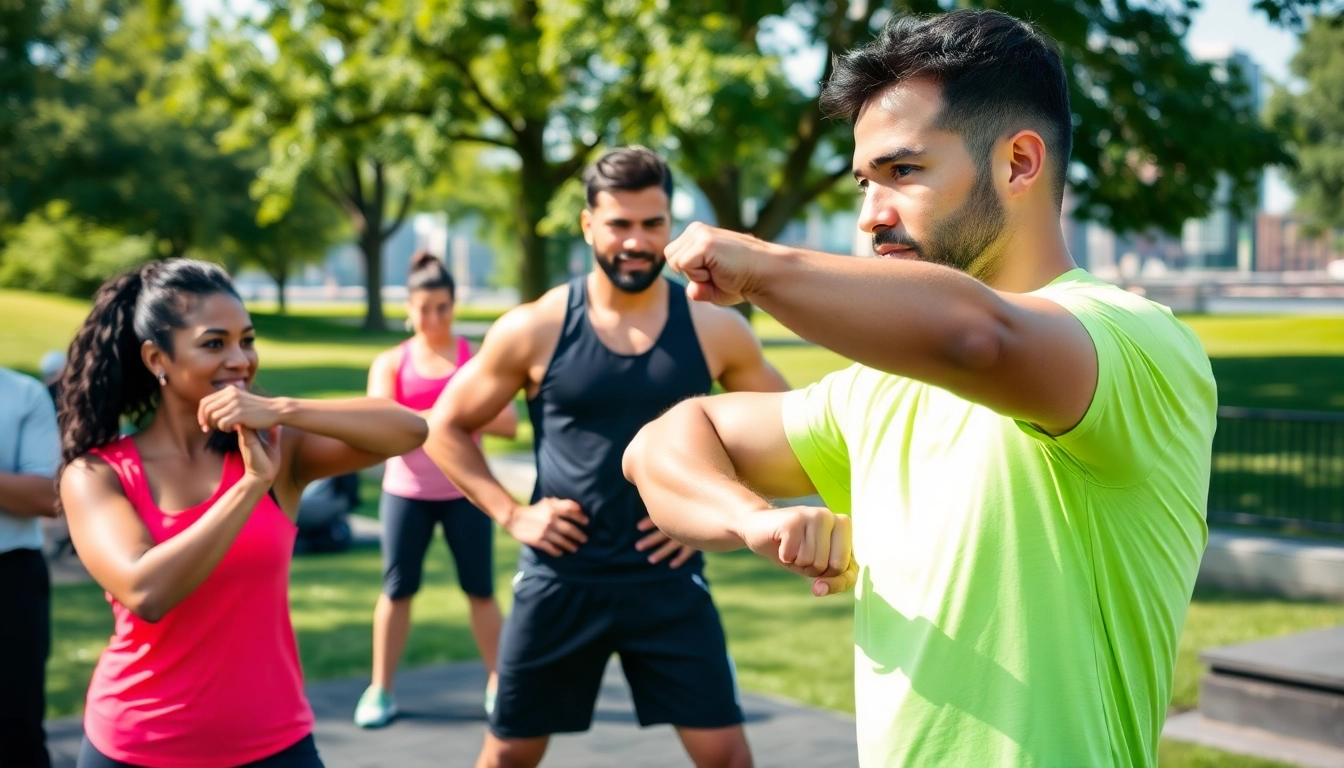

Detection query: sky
xmin=1189 ymin=0 xmax=1302 ymax=212
xmin=181 ymin=0 xmax=1304 ymax=213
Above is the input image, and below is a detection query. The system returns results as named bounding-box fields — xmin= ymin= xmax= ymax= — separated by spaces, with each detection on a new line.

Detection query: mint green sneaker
xmin=354 ymin=684 xmax=398 ymax=728
xmin=484 ymin=684 xmax=497 ymax=716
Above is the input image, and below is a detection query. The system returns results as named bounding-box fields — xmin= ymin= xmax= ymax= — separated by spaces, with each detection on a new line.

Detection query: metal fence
xmin=1209 ymin=406 xmax=1344 ymax=534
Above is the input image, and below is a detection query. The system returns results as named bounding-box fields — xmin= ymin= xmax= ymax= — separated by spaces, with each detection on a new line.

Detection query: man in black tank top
xmin=425 ymin=148 xmax=786 ymax=768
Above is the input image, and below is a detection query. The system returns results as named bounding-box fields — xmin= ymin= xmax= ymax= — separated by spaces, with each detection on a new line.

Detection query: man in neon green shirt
xmin=622 ymin=9 xmax=1216 ymax=767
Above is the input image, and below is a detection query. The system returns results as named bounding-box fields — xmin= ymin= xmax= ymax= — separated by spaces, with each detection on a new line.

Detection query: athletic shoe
xmin=484 ymin=683 xmax=497 ymax=716
xmin=354 ymin=684 xmax=398 ymax=728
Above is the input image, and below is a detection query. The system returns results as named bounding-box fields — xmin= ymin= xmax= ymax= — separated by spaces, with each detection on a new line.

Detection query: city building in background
xmin=1257 ymin=213 xmax=1344 ymax=272
xmin=1182 ymin=43 xmax=1264 ymax=272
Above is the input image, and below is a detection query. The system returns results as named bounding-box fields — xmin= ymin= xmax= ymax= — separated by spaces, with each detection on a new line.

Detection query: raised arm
xmin=667 ymin=225 xmax=1096 ymax=435
xmin=196 ymin=390 xmax=428 ymax=515
xmin=623 ymin=392 xmax=854 ymax=595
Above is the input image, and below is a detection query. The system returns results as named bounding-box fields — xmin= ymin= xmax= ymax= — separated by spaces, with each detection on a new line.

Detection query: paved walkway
xmin=46 ymin=661 xmax=859 ymax=767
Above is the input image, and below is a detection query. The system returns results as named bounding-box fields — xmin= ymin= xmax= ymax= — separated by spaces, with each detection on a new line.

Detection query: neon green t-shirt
xmin=782 ymin=269 xmax=1216 ymax=767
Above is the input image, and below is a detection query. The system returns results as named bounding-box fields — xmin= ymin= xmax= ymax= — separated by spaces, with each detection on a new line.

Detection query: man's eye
xmin=893 ymin=165 xmax=916 ymax=178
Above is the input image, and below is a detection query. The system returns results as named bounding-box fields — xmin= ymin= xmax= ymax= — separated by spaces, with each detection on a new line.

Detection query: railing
xmin=1209 ymin=406 xmax=1344 ymax=534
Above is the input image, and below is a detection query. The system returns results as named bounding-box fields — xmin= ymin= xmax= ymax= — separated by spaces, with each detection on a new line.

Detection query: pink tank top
xmin=382 ymin=337 xmax=471 ymax=500
xmin=84 ymin=436 xmax=313 ymax=768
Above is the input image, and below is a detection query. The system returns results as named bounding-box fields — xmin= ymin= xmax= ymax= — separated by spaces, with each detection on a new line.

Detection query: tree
xmin=0 ymin=0 xmax=48 ymax=226
xmin=173 ymin=3 xmax=452 ymax=329
xmin=400 ymin=0 xmax=631 ymax=301
xmin=0 ymin=201 xmax=155 ymax=296
xmin=4 ymin=1 xmax=269 ymax=263
xmin=1267 ymin=14 xmax=1344 ymax=240
xmin=1253 ymin=0 xmax=1344 ymax=26
xmin=620 ymin=0 xmax=1288 ymax=260
xmin=233 ymin=176 xmax=348 ymax=314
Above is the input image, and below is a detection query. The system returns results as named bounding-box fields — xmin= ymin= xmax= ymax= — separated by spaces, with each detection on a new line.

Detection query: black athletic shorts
xmin=380 ymin=493 xmax=494 ymax=599
xmin=489 ymin=570 xmax=744 ymax=739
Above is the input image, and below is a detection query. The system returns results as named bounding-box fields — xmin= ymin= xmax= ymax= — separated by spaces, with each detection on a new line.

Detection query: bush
xmin=0 ymin=201 xmax=155 ymax=296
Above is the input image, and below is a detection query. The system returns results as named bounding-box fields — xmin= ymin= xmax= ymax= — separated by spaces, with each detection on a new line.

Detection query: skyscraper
xmin=1181 ymin=43 xmax=1264 ymax=271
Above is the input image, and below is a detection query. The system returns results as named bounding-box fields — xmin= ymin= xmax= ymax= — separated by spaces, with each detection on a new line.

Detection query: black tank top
xmin=523 ymin=276 xmax=713 ymax=582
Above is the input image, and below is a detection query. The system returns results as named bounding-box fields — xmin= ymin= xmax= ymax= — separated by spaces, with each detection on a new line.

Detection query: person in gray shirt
xmin=0 ymin=365 xmax=60 ymax=768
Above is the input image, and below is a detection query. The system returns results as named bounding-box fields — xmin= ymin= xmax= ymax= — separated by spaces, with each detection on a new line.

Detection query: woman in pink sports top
xmin=56 ymin=260 xmax=428 ymax=768
xmin=354 ymin=252 xmax=516 ymax=728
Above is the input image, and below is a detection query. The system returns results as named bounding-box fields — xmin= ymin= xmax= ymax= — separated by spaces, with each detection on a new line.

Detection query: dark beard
xmin=596 ymin=249 xmax=665 ymax=293
xmin=872 ymin=163 xmax=1007 ymax=274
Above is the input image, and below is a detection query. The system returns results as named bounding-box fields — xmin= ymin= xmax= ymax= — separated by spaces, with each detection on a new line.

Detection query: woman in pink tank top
xmin=55 ymin=260 xmax=428 ymax=768
xmin=353 ymin=252 xmax=516 ymax=728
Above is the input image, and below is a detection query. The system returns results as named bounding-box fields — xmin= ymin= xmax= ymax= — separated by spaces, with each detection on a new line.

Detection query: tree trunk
xmin=274 ymin=270 xmax=288 ymax=315
xmin=697 ymin=166 xmax=755 ymax=320
xmin=359 ymin=229 xmax=386 ymax=331
xmin=516 ymin=131 xmax=553 ymax=302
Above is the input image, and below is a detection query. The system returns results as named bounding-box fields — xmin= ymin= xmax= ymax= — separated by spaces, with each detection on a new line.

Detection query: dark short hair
xmin=821 ymin=9 xmax=1072 ymax=205
xmin=406 ymin=250 xmax=455 ymax=297
xmin=584 ymin=147 xmax=674 ymax=207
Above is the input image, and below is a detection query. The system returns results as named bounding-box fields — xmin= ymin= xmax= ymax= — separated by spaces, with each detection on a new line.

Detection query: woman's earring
xmin=157 ymin=371 xmax=168 ymax=386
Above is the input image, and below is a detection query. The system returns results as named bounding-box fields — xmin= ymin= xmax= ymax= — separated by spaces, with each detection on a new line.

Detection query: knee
xmin=381 ymin=589 xmax=416 ymax=606
xmin=383 ymin=577 xmax=419 ymax=601
xmin=710 ymin=744 xmax=753 ymax=768
xmin=691 ymin=735 xmax=753 ymax=768
xmin=477 ymin=737 xmax=545 ymax=768
xmin=466 ymin=593 xmax=497 ymax=608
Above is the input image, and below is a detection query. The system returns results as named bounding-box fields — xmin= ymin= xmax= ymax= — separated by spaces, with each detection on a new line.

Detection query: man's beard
xmin=872 ymin=163 xmax=1007 ymax=275
xmin=596 ymin=249 xmax=665 ymax=293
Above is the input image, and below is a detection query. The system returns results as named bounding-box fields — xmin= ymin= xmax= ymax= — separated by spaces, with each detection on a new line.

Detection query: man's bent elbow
xmin=623 ymin=426 xmax=651 ymax=485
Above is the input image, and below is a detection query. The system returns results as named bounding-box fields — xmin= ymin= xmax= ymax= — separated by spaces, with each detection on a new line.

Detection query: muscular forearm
xmin=623 ymin=403 xmax=771 ymax=551
xmin=117 ymin=478 xmax=269 ymax=622
xmin=424 ymin=423 xmax=520 ymax=526
xmin=0 ymin=471 xmax=58 ymax=518
xmin=747 ymin=248 xmax=1009 ymax=380
xmin=276 ymin=397 xmax=427 ymax=457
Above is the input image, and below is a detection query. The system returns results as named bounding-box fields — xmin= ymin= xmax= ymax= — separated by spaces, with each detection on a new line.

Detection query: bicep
xmin=700 ymin=392 xmax=816 ymax=500
xmin=430 ymin=334 xmax=530 ymax=435
xmin=720 ymin=358 xmax=789 ymax=394
xmin=18 ymin=391 xmax=60 ymax=475
xmin=945 ymin=295 xmax=1097 ymax=436
xmin=61 ymin=460 xmax=157 ymax=600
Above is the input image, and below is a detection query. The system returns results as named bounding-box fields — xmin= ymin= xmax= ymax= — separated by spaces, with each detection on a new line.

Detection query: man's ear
xmin=1003 ymin=129 xmax=1048 ymax=200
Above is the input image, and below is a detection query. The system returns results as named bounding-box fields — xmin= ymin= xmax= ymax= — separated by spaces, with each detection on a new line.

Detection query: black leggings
xmin=380 ymin=493 xmax=495 ymax=599
xmin=0 ymin=548 xmax=50 ymax=768
xmin=77 ymin=734 xmax=323 ymax=768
